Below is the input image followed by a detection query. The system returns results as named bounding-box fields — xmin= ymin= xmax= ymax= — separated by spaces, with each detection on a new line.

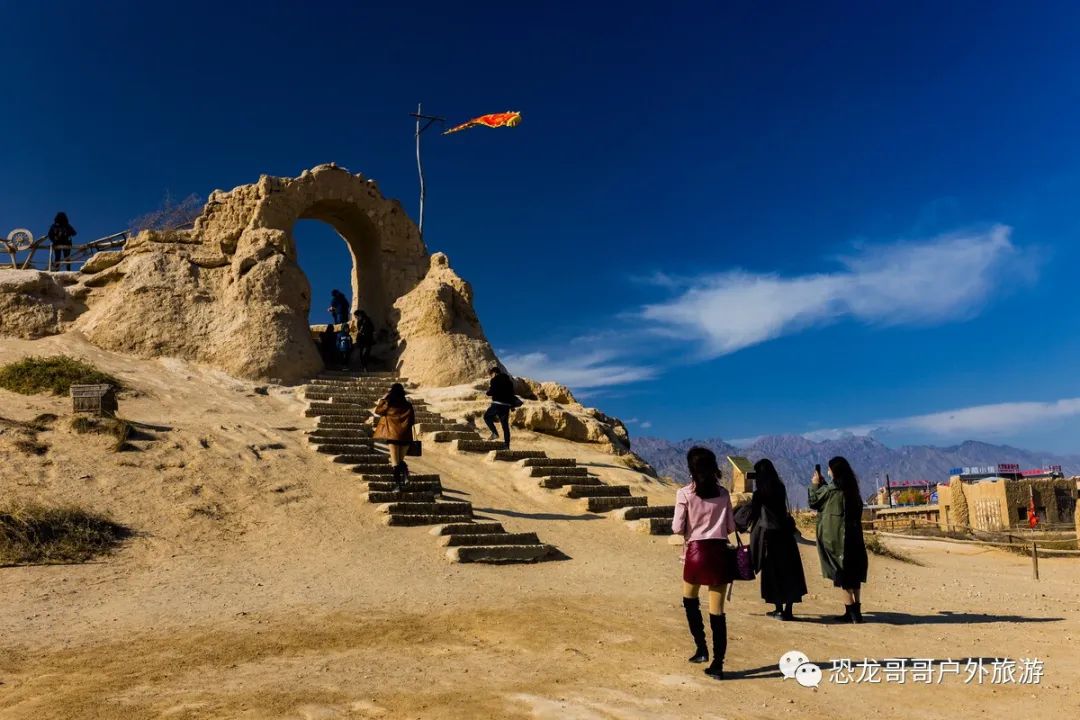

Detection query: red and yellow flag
xmin=1028 ymin=492 xmax=1038 ymax=528
xmin=443 ymin=111 xmax=522 ymax=135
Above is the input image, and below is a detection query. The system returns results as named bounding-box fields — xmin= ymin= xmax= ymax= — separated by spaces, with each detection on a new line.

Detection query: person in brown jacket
xmin=373 ymin=383 xmax=416 ymax=489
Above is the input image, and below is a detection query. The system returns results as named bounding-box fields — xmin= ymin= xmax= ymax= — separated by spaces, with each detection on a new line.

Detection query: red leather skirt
xmin=683 ymin=539 xmax=731 ymax=586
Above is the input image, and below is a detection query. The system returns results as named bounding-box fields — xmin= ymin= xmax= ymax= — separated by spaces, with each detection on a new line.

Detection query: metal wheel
xmin=6 ymin=228 xmax=35 ymax=251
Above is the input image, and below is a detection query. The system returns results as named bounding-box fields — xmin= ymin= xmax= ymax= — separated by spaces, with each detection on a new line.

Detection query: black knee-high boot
xmin=704 ymin=613 xmax=726 ymax=679
xmin=682 ymin=598 xmax=709 ymax=663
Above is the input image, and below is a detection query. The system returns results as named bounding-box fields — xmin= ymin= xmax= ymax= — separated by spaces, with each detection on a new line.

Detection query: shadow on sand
xmin=474 ymin=507 xmax=602 ymax=522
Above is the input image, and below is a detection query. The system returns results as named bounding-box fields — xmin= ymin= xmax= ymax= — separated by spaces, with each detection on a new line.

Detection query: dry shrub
xmin=865 ymin=533 xmax=923 ymax=565
xmin=0 ymin=356 xmax=121 ymax=396
xmin=70 ymin=416 xmax=133 ymax=452
xmin=0 ymin=505 xmax=132 ymax=565
xmin=128 ymin=191 xmax=202 ymax=233
xmin=13 ymin=439 xmax=48 ymax=455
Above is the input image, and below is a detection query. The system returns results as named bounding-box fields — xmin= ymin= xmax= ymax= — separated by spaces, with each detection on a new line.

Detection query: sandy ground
xmin=2 ymin=334 xmax=1079 ymax=719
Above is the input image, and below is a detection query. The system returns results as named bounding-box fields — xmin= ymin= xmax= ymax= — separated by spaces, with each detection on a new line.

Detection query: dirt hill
xmin=1 ymin=334 xmax=1078 ymax=719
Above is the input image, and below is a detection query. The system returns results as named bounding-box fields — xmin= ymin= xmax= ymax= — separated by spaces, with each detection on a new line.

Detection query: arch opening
xmin=289 ymin=200 xmax=392 ymax=371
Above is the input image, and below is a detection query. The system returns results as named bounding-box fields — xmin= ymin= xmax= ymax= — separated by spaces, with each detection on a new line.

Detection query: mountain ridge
xmin=632 ymin=434 xmax=1080 ymax=506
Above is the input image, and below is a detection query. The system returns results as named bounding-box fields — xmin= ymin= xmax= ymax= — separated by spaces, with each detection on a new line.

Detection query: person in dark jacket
xmin=743 ymin=459 xmax=807 ymax=621
xmin=328 ymin=289 xmax=349 ymax=325
xmin=483 ymin=366 xmax=517 ymax=449
xmin=48 ymin=212 xmax=76 ymax=268
xmin=808 ymin=456 xmax=869 ymax=623
xmin=373 ymin=383 xmax=416 ymax=490
xmin=318 ymin=324 xmax=337 ymax=367
xmin=354 ymin=309 xmax=375 ymax=371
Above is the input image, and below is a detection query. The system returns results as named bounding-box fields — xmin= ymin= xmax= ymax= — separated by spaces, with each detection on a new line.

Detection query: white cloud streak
xmin=501 ymin=351 xmax=659 ymax=390
xmin=806 ymin=397 xmax=1080 ymax=441
xmin=639 ymin=225 xmax=1030 ymax=357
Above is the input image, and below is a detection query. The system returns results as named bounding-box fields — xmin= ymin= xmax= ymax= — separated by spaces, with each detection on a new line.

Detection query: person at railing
xmin=48 ymin=212 xmax=77 ymax=269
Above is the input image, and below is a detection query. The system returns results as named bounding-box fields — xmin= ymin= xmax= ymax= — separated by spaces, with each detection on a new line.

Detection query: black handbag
xmin=407 ymin=440 xmax=422 ymax=457
xmin=727 ymin=533 xmax=755 ymax=581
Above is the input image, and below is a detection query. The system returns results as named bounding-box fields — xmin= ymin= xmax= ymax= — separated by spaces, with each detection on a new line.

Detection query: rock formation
xmin=0 ymin=271 xmax=82 ymax=339
xmin=0 ymin=165 xmax=499 ymax=386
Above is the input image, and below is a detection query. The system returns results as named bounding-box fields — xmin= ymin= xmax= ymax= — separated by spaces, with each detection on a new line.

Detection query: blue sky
xmin=3 ymin=2 xmax=1080 ymax=452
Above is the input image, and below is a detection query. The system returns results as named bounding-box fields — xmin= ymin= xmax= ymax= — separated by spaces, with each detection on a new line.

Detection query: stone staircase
xmin=302 ymin=370 xmax=557 ymax=563
xmin=483 ymin=448 xmax=675 ymax=535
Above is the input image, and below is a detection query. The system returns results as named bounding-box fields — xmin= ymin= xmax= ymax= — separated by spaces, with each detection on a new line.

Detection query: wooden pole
xmin=1032 ymin=542 xmax=1040 ymax=580
xmin=415 ymin=102 xmax=426 ymax=238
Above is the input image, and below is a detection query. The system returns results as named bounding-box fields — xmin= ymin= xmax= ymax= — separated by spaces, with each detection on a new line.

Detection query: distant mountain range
xmin=632 ymin=434 xmax=1080 ymax=507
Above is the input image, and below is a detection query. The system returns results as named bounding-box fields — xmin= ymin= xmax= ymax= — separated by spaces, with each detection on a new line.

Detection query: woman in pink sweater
xmin=672 ymin=447 xmax=736 ymax=680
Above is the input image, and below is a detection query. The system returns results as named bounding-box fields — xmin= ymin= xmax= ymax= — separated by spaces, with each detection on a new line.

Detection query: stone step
xmin=309 ymin=430 xmax=372 ymax=440
xmin=634 ymin=517 xmax=674 ymax=535
xmin=334 ymin=453 xmax=387 ymax=464
xmin=538 ymin=475 xmax=604 ymax=489
xmin=315 ymin=442 xmax=375 ymax=454
xmin=454 ymin=440 xmax=508 ymax=453
xmin=315 ymin=371 xmax=401 ymax=377
xmin=614 ymin=505 xmax=676 ymax=521
xmin=521 ymin=457 xmax=575 ymax=468
xmin=529 ymin=466 xmax=588 ymax=478
xmin=488 ymin=449 xmax=547 ymax=462
xmin=305 ymin=407 xmax=368 ymax=417
xmin=583 ymin=495 xmax=648 ymax=513
xmin=377 ymin=502 xmax=473 ymax=517
xmin=358 ymin=473 xmax=441 ymax=485
xmin=447 ymin=544 xmax=554 ymax=564
xmin=432 ymin=430 xmax=481 ymax=443
xmin=430 ymin=522 xmax=506 ymax=536
xmin=365 ymin=479 xmax=442 ymax=493
xmin=439 ymin=532 xmax=540 ymax=547
xmin=311 ymin=436 xmax=373 ymax=446
xmin=384 ymin=514 xmax=474 ymax=527
xmin=349 ymin=463 xmax=401 ymax=474
xmin=413 ymin=422 xmax=467 ymax=435
xmin=365 ymin=490 xmax=438 ymax=504
xmin=561 ymin=484 xmax=631 ymax=499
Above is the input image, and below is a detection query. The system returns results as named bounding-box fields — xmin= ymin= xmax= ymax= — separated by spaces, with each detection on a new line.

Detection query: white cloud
xmin=639 ymin=421 xmax=653 ymax=429
xmin=639 ymin=225 xmax=1031 ymax=357
xmin=501 ymin=351 xmax=658 ymax=390
xmin=807 ymin=397 xmax=1080 ymax=441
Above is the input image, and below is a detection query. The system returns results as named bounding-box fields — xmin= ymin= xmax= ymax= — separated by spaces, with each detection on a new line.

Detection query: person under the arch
xmin=354 ymin=309 xmax=375 ymax=372
xmin=328 ymin=290 xmax=349 ymax=325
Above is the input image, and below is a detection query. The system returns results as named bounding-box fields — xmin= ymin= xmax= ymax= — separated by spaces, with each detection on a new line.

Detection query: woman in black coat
xmin=744 ymin=459 xmax=807 ymax=620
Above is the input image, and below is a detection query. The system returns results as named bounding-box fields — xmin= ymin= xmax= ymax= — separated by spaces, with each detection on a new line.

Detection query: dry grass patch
xmin=0 ymin=356 xmax=122 ymax=396
xmin=0 ymin=505 xmax=133 ymax=565
xmin=69 ymin=416 xmax=133 ymax=451
xmin=865 ymin=533 xmax=923 ymax=565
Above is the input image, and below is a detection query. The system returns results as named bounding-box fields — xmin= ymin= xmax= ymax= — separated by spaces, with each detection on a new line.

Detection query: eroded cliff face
xmin=0 ymin=164 xmax=500 ymax=386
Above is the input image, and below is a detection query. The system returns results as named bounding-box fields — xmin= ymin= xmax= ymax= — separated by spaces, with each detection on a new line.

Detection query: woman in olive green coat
xmin=808 ymin=456 xmax=868 ymax=623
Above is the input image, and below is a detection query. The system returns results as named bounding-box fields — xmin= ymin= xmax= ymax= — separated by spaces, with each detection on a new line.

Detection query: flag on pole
xmin=1028 ymin=488 xmax=1038 ymax=528
xmin=443 ymin=111 xmax=522 ymax=135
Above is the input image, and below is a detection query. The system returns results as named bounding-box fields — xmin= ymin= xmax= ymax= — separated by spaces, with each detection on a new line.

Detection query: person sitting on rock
xmin=373 ymin=383 xmax=416 ymax=491
xmin=328 ymin=289 xmax=349 ymax=325
xmin=354 ymin=309 xmax=375 ymax=372
xmin=48 ymin=212 xmax=77 ymax=269
xmin=483 ymin=366 xmax=519 ymax=449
